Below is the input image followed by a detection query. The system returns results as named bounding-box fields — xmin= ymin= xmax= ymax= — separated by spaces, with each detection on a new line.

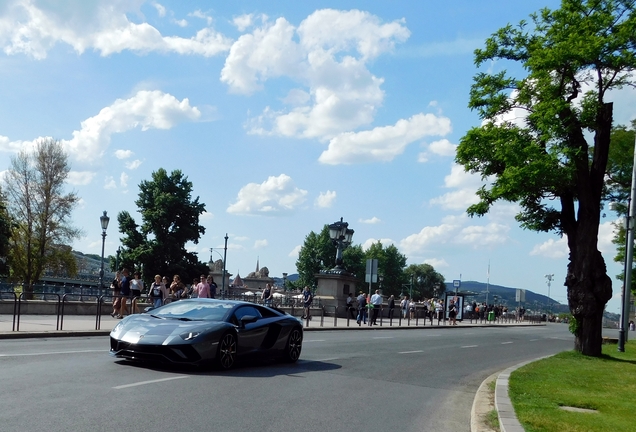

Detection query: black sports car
xmin=109 ymin=298 xmax=303 ymax=369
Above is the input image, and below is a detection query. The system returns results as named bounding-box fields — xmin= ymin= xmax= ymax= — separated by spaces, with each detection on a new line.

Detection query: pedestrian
xmin=387 ymin=295 xmax=395 ymax=320
xmin=346 ymin=293 xmax=356 ymax=319
xmin=448 ymin=299 xmax=458 ymax=326
xmin=302 ymin=286 xmax=313 ymax=320
xmin=130 ymin=271 xmax=144 ymax=314
xmin=262 ymin=283 xmax=273 ymax=306
xmin=110 ymin=271 xmax=121 ymax=318
xmin=435 ymin=299 xmax=443 ymax=325
xmin=118 ymin=268 xmax=131 ymax=318
xmin=629 ymin=320 xmax=635 ymax=331
xmin=196 ymin=274 xmax=210 ymax=299
xmin=208 ymin=276 xmax=218 ymax=299
xmin=356 ymin=291 xmax=368 ymax=326
xmin=400 ymin=295 xmax=410 ymax=320
xmin=149 ymin=274 xmax=165 ymax=308
xmin=409 ymin=298 xmax=416 ymax=320
xmin=370 ymin=290 xmax=383 ymax=325
xmin=170 ymin=274 xmax=186 ymax=299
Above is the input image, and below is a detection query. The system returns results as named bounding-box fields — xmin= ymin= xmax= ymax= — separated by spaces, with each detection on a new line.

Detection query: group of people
xmin=110 ymin=270 xmax=218 ymax=318
xmin=464 ymin=302 xmax=523 ymax=323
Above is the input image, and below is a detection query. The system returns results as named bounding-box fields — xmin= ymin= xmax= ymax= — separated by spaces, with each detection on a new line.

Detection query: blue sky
xmin=0 ymin=0 xmax=632 ymax=313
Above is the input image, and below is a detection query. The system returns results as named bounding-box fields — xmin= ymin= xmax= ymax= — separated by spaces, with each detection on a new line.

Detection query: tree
xmin=455 ymin=0 xmax=636 ymax=356
xmin=0 ymin=187 xmax=13 ymax=276
xmin=295 ymin=226 xmax=337 ymax=289
xmin=606 ymin=122 xmax=636 ymax=295
xmin=404 ymin=264 xmax=445 ymax=299
xmin=3 ymin=138 xmax=80 ymax=295
xmin=363 ymin=241 xmax=408 ymax=296
xmin=117 ymin=168 xmax=208 ymax=285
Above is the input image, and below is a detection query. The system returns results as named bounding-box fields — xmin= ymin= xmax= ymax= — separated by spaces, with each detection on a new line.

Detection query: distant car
xmin=109 ymin=298 xmax=303 ymax=369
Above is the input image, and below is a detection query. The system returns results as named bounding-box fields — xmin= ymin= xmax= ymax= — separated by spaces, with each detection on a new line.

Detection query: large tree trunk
xmin=566 ymin=246 xmax=612 ymax=356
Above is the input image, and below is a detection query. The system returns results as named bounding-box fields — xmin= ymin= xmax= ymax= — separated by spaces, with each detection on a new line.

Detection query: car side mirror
xmin=240 ymin=315 xmax=258 ymax=326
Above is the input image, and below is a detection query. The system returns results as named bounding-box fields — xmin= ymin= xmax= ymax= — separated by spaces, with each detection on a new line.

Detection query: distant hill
xmin=444 ymin=280 xmax=567 ymax=313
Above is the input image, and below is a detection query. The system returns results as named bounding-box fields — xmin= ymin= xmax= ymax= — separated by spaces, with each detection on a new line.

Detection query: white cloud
xmin=119 ymin=172 xmax=128 ymax=187
xmin=254 ymin=239 xmax=268 ymax=249
xmin=315 ymin=190 xmax=336 ymax=208
xmin=114 ymin=149 xmax=133 ymax=159
xmin=67 ymin=171 xmax=95 ymax=185
xmin=63 ymin=90 xmax=201 ymax=163
xmin=223 ymin=10 xmax=410 ymax=139
xmin=454 ymin=223 xmax=510 ymax=248
xmin=530 ymin=237 xmax=568 ymax=259
xmin=200 ymin=211 xmax=214 ymax=220
xmin=232 ymin=14 xmax=265 ymax=32
xmin=359 ymin=217 xmax=381 ymax=224
xmin=429 ymin=164 xmax=484 ymax=210
xmin=0 ymin=1 xmax=232 ymax=59
xmin=400 ymin=222 xmax=460 ymax=255
xmin=152 ymin=2 xmax=166 ymax=17
xmin=104 ymin=176 xmax=116 ymax=189
xmin=318 ymin=113 xmax=452 ymax=165
xmin=428 ymin=139 xmax=457 ymax=156
xmin=423 ymin=258 xmax=449 ymax=268
xmin=289 ymin=245 xmax=301 ymax=257
xmin=188 ymin=10 xmax=213 ymax=26
xmin=125 ymin=159 xmax=143 ymax=170
xmin=227 ymin=174 xmax=308 ymax=215
xmin=173 ymin=18 xmax=188 ymax=28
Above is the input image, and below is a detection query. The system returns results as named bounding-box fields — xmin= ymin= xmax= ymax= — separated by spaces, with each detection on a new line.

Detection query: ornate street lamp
xmin=99 ymin=211 xmax=110 ymax=296
xmin=282 ymin=272 xmax=288 ymax=291
xmin=222 ymin=233 xmax=228 ymax=299
xmin=328 ymin=217 xmax=354 ymax=272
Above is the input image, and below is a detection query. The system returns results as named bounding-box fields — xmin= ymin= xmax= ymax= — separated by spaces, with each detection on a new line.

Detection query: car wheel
xmin=283 ymin=327 xmax=302 ymax=363
xmin=217 ymin=332 xmax=237 ymax=370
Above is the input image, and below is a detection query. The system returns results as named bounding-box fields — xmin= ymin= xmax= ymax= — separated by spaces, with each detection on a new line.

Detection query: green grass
xmin=509 ymin=340 xmax=636 ymax=432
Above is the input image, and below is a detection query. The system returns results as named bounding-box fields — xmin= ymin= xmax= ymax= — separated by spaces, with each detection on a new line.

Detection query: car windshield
xmin=151 ymin=301 xmax=233 ymax=321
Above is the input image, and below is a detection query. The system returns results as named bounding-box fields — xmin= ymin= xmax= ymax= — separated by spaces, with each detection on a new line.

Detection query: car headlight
xmin=180 ymin=331 xmax=202 ymax=341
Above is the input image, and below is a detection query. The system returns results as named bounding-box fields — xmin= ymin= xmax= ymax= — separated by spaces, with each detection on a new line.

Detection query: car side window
xmin=233 ymin=306 xmax=262 ymax=323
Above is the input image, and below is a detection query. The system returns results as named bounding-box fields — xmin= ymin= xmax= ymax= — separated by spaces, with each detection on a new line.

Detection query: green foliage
xmin=403 ymin=263 xmax=445 ymax=299
xmin=3 ymin=139 xmax=80 ymax=290
xmin=456 ymin=0 xmax=636 ymax=355
xmin=117 ymin=168 xmax=208 ymax=284
xmin=568 ymin=315 xmax=579 ymax=336
xmin=0 ymin=187 xmax=12 ymax=276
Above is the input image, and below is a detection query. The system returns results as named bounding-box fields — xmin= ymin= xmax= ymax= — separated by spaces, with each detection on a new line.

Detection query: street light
xmin=222 ymin=233 xmax=228 ymax=299
xmin=99 ymin=211 xmax=110 ymax=297
xmin=328 ymin=217 xmax=354 ymax=271
xmin=545 ymin=274 xmax=554 ymax=317
xmin=282 ymin=272 xmax=288 ymax=291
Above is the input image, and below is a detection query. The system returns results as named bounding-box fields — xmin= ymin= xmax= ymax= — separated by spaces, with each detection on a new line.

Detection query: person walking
xmin=130 ymin=271 xmax=144 ymax=314
xmin=356 ymin=291 xmax=368 ymax=326
xmin=196 ymin=275 xmax=210 ymax=299
xmin=302 ymin=286 xmax=313 ymax=320
xmin=149 ymin=274 xmax=165 ymax=308
xmin=110 ymin=271 xmax=121 ymax=318
xmin=448 ymin=299 xmax=458 ymax=326
xmin=262 ymin=283 xmax=273 ymax=306
xmin=118 ymin=268 xmax=131 ymax=318
xmin=387 ymin=295 xmax=395 ymax=320
xmin=400 ymin=295 xmax=410 ymax=320
xmin=370 ymin=290 xmax=383 ymax=325
xmin=170 ymin=274 xmax=186 ymax=300
xmin=346 ymin=293 xmax=356 ymax=320
xmin=208 ymin=275 xmax=218 ymax=299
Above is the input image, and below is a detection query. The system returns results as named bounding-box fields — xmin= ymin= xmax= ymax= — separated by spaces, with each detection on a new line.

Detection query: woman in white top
xmin=131 ymin=272 xmax=144 ymax=314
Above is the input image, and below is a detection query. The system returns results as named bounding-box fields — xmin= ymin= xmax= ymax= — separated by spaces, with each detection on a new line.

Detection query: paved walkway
xmin=0 ymin=313 xmax=540 ymax=337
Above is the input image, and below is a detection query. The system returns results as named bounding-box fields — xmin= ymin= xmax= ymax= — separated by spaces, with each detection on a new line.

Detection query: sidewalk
xmin=0 ymin=313 xmax=541 ymax=339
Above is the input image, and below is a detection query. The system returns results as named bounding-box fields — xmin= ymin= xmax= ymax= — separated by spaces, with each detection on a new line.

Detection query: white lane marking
xmin=501 ymin=342 xmax=513 ymax=345
xmin=461 ymin=345 xmax=478 ymax=348
xmin=372 ymin=337 xmax=394 ymax=339
xmin=529 ymin=339 xmax=539 ymax=341
xmin=312 ymin=358 xmax=339 ymax=362
xmin=0 ymin=349 xmax=104 ymax=358
xmin=398 ymin=350 xmax=423 ymax=354
xmin=114 ymin=375 xmax=188 ymax=389
xmin=304 ymin=339 xmax=325 ymax=342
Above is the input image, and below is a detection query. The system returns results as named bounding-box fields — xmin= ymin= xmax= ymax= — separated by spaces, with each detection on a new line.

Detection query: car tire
xmin=282 ymin=327 xmax=302 ymax=363
xmin=217 ymin=332 xmax=237 ymax=370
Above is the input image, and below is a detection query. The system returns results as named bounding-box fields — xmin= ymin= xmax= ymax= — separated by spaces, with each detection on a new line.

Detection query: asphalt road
xmin=0 ymin=324 xmax=573 ymax=432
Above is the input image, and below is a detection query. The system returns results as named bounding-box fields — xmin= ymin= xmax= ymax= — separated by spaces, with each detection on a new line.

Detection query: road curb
xmin=470 ymin=371 xmax=499 ymax=432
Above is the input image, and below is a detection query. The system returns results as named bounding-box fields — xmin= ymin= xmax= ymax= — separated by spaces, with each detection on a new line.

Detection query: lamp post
xmin=379 ymin=274 xmax=383 ymax=293
xmin=99 ymin=211 xmax=110 ymax=297
xmin=222 ymin=233 xmax=228 ymax=299
xmin=282 ymin=273 xmax=288 ymax=291
xmin=545 ymin=274 xmax=554 ymax=317
xmin=327 ymin=217 xmax=354 ymax=271
xmin=115 ymin=246 xmax=121 ymax=272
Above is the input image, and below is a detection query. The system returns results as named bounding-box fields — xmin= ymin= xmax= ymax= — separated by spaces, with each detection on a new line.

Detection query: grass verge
xmin=509 ymin=339 xmax=636 ymax=432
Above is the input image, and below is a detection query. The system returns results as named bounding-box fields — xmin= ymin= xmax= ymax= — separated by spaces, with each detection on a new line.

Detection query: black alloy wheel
xmin=217 ymin=332 xmax=237 ymax=369
xmin=283 ymin=327 xmax=302 ymax=363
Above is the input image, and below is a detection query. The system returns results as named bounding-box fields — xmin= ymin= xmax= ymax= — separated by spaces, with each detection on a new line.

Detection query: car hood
xmin=110 ymin=314 xmax=227 ymax=345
